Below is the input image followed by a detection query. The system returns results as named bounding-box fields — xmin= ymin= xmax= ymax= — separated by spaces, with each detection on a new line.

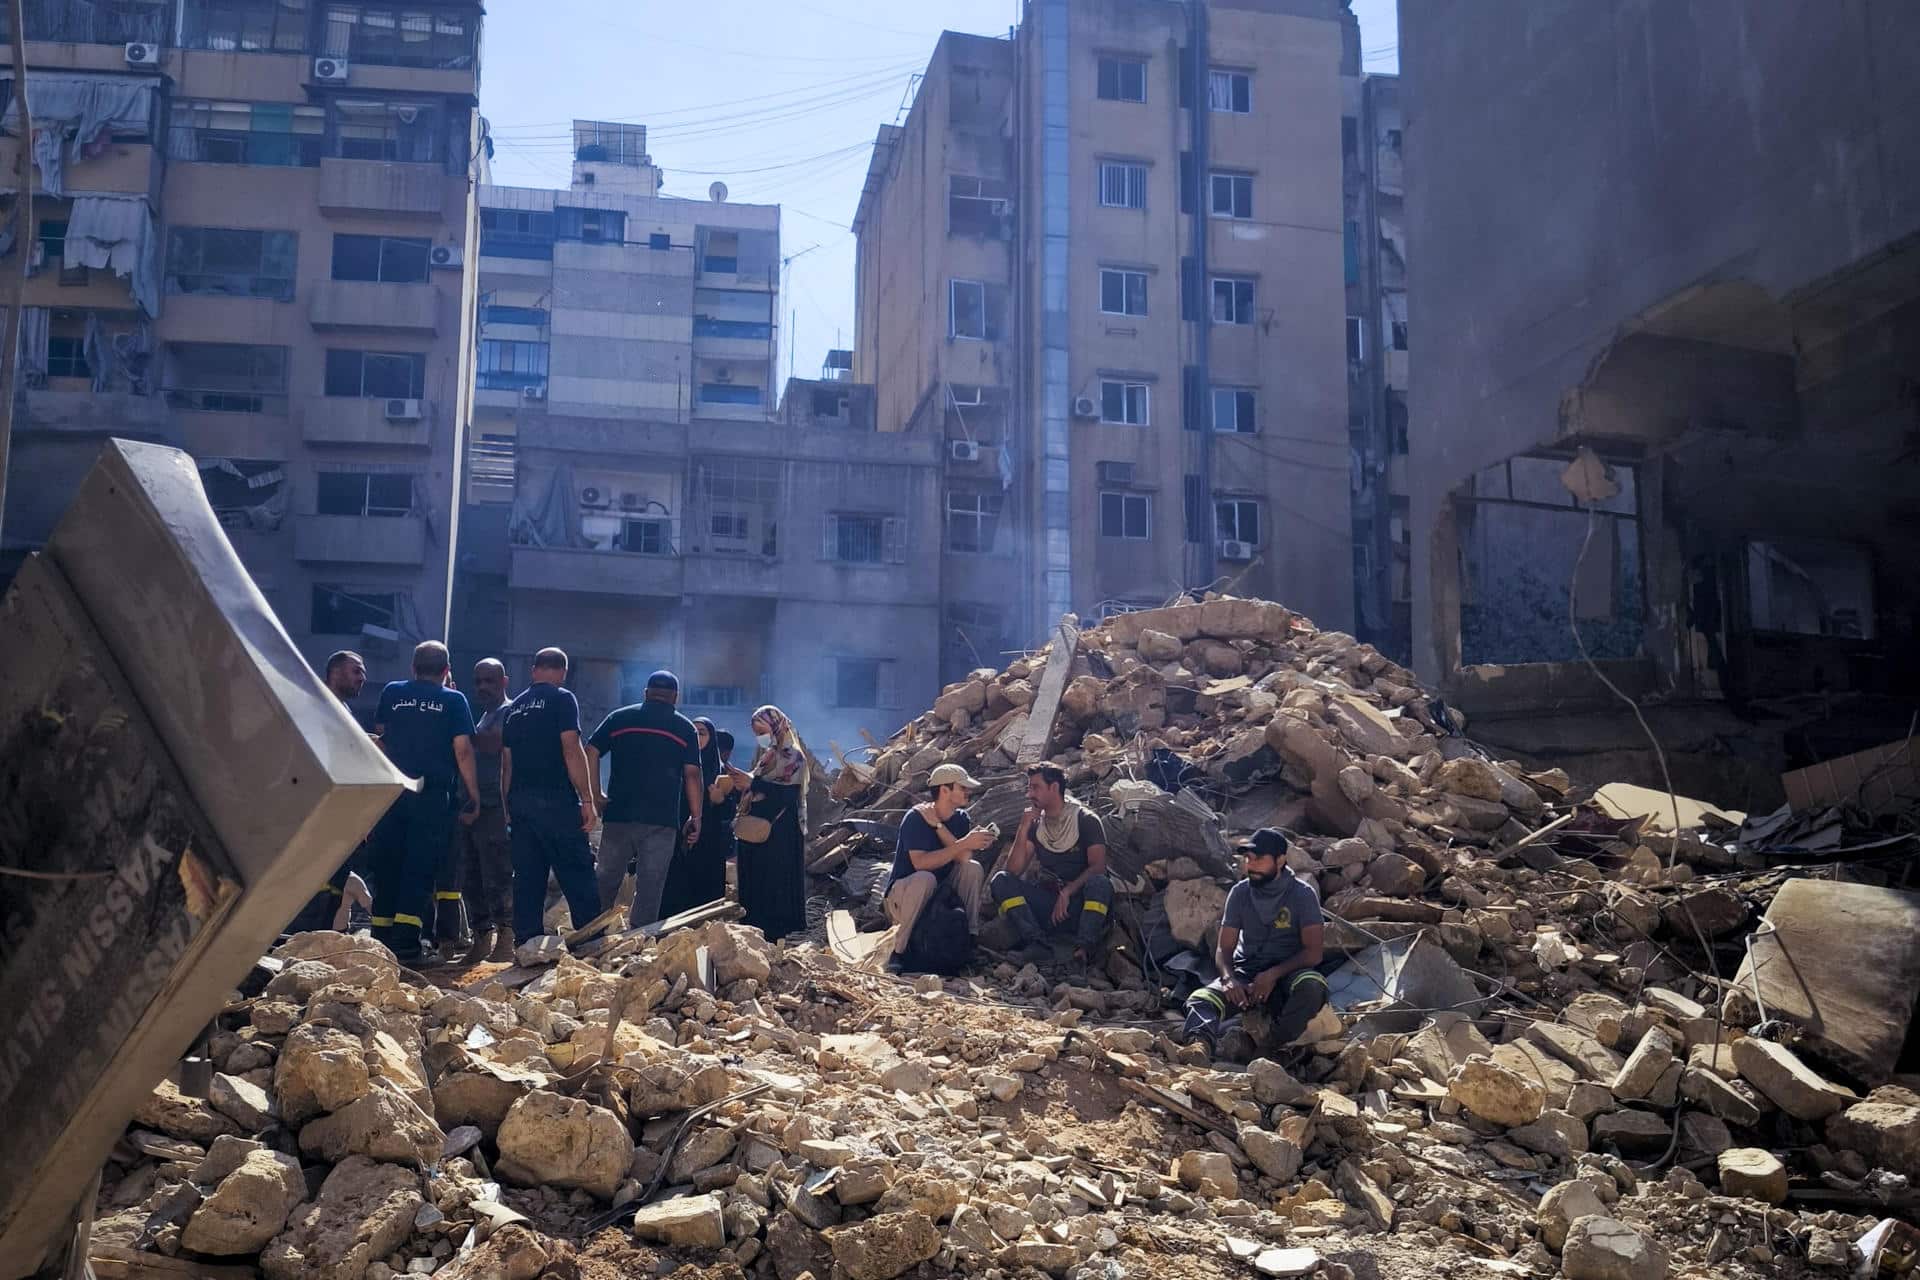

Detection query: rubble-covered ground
xmin=97 ymin=597 xmax=1920 ymax=1280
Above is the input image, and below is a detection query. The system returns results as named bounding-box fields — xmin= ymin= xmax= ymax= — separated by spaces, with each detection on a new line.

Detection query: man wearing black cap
xmin=1181 ymin=828 xmax=1327 ymax=1059
xmin=586 ymin=669 xmax=703 ymax=928
xmin=501 ymin=647 xmax=602 ymax=945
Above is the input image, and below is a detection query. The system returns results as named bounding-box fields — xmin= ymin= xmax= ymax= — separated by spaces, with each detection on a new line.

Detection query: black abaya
xmin=735 ymin=779 xmax=806 ymax=940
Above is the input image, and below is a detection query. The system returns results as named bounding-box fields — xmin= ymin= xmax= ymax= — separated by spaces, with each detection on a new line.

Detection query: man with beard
xmin=1179 ymin=828 xmax=1326 ymax=1059
xmin=456 ymin=658 xmax=516 ymax=962
xmin=287 ymin=650 xmax=374 ymax=933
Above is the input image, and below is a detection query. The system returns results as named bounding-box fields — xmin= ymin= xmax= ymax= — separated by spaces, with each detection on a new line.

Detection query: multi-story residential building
xmin=853 ymin=1 xmax=1353 ymax=684
xmin=451 ymin=127 xmax=941 ymax=746
xmin=0 ymin=0 xmax=484 ymax=708
xmin=1340 ymin=68 xmax=1408 ymax=662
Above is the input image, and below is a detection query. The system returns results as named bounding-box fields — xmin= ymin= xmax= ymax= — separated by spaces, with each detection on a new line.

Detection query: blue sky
xmin=480 ymin=1 xmax=1399 ymax=391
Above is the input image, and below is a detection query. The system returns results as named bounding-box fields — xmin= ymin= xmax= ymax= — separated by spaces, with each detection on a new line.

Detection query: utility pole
xmin=0 ymin=0 xmax=31 ymax=545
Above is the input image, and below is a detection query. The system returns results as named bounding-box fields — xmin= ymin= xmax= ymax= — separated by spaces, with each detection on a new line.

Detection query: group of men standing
xmin=298 ymin=640 xmax=715 ymax=969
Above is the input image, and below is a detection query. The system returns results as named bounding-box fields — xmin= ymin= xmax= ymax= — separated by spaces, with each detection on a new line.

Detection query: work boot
xmin=488 ymin=929 xmax=516 ymax=963
xmin=460 ymin=927 xmax=497 ymax=967
xmin=394 ymin=941 xmax=444 ymax=970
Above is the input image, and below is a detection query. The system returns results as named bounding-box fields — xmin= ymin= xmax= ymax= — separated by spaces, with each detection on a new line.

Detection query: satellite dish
xmin=708 ymin=181 xmax=728 ymax=203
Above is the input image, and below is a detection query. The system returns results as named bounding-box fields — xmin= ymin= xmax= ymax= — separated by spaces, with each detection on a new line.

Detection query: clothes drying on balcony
xmin=0 ymin=72 xmax=158 ymax=199
xmin=508 ymin=463 xmax=592 ymax=550
xmin=62 ymin=194 xmax=161 ymax=317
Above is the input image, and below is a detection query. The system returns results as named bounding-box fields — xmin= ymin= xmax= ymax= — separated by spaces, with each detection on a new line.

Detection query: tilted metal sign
xmin=0 ymin=440 xmax=408 ymax=1276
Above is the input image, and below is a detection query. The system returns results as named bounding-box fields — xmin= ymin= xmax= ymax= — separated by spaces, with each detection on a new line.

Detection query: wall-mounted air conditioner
xmin=1218 ymin=540 xmax=1254 ymax=562
xmin=312 ymin=56 xmax=350 ymax=83
xmin=384 ymin=398 xmax=422 ymax=421
xmin=522 ymin=385 xmax=546 ymax=401
xmin=1095 ymin=461 xmax=1134 ymax=486
xmin=950 ymin=440 xmax=981 ymax=463
xmin=124 ymin=42 xmax=159 ymax=67
xmin=1072 ymin=396 xmax=1098 ymax=419
xmin=429 ymin=244 xmax=462 ymax=269
xmin=579 ymin=486 xmax=609 ymax=508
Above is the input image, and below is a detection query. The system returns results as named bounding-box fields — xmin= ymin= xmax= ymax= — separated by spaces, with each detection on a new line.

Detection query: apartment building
xmin=451 ymin=128 xmax=941 ymax=747
xmin=853 ymin=1 xmax=1352 ymax=684
xmin=1340 ymin=69 xmax=1408 ymax=662
xmin=0 ymin=0 xmax=483 ymax=703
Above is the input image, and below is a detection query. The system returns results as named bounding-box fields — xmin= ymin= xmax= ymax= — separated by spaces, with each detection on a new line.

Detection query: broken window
xmin=1458 ymin=456 xmax=1644 ymax=665
xmin=697 ymin=457 xmax=779 ymax=555
xmin=1211 ymin=276 xmax=1255 ymax=326
xmin=944 ymin=601 xmax=1005 ymax=676
xmin=1211 ymin=386 xmax=1256 ymax=434
xmin=949 ymin=175 xmax=1010 ymax=238
xmin=311 ymin=585 xmax=401 ymax=635
xmin=1099 ymin=491 xmax=1150 ymax=540
xmin=1209 ymin=171 xmax=1253 ymax=219
xmin=1208 ymin=69 xmax=1252 ymax=114
xmin=331 ymin=98 xmax=445 ymax=164
xmin=325 ymin=349 xmax=426 ymax=398
xmin=1215 ymin=499 xmax=1260 ymax=545
xmin=198 ymin=457 xmax=286 ymax=525
xmin=1098 ymin=161 xmax=1146 ymax=209
xmin=1096 ymin=56 xmax=1147 ymax=103
xmin=317 ymin=470 xmax=416 ymax=517
xmin=167 ymin=227 xmax=297 ymax=300
xmin=834 ymin=657 xmax=897 ymax=708
xmin=948 ymin=279 xmax=1005 ymax=341
xmin=332 ymin=234 xmax=430 ymax=283
xmin=1099 ymin=268 xmax=1147 ymax=317
xmin=1746 ymin=539 xmax=1876 ymax=639
xmin=945 ymin=489 xmax=1004 ymax=554
xmin=1099 ymin=380 xmax=1149 ymax=426
xmin=825 ymin=513 xmax=903 ymax=564
xmin=164 ymin=342 xmax=288 ymax=413
xmin=320 ymin=5 xmax=477 ymax=69
xmin=170 ymin=99 xmax=325 ymax=167
xmin=184 ymin=1 xmax=310 ymax=52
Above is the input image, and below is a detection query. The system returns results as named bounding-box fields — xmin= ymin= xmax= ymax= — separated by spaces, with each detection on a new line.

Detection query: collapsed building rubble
xmin=78 ymin=595 xmax=1920 ymax=1280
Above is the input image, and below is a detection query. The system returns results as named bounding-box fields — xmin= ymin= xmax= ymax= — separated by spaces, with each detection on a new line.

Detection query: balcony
xmin=308 ymin=280 xmax=439 ymax=335
xmin=0 ymin=136 xmax=155 ymax=199
xmin=508 ymin=544 xmax=684 ymax=599
xmin=23 ymin=388 xmax=169 ymax=436
xmin=294 ymin=515 xmax=427 ymax=565
xmin=692 ymin=317 xmax=775 ymax=362
xmin=682 ymin=553 xmax=782 ymax=598
xmin=300 ymin=396 xmax=433 ymax=449
xmin=318 ymin=157 xmax=445 ymax=219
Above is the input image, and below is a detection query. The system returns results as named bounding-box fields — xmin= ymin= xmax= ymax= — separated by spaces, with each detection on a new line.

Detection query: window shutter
xmin=883 ymin=516 xmax=905 ymax=563
xmin=822 ymin=513 xmax=838 ymax=560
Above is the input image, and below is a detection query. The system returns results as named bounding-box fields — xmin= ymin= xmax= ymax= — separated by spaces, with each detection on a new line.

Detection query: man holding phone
xmin=883 ymin=763 xmax=995 ymax=969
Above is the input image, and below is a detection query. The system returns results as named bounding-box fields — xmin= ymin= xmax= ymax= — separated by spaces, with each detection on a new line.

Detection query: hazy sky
xmin=480 ymin=1 xmax=1400 ymax=390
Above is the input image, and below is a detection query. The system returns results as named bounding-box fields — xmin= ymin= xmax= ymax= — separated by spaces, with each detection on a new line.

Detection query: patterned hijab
xmin=750 ymin=704 xmax=808 ymax=786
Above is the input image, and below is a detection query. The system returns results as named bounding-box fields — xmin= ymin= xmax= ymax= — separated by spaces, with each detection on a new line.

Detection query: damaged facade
xmin=1401 ymin=0 xmax=1920 ymax=807
xmin=0 ymin=2 xmax=485 ymax=704
xmin=853 ymin=2 xmax=1354 ymax=684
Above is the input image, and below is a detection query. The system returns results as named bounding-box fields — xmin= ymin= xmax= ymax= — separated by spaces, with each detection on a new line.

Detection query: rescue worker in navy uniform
xmin=501 ymin=647 xmax=603 ymax=945
xmin=288 ymin=650 xmax=374 ymax=934
xmin=989 ymin=762 xmax=1114 ymax=971
xmin=1181 ymin=828 xmax=1327 ymax=1059
xmin=368 ymin=641 xmax=481 ymax=967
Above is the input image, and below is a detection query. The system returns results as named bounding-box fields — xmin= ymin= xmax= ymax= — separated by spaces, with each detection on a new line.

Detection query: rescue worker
xmin=501 ymin=647 xmax=602 ymax=945
xmin=368 ymin=641 xmax=481 ymax=967
xmin=989 ymin=762 xmax=1114 ymax=970
xmin=430 ymin=667 xmax=473 ymax=952
xmin=1180 ymin=828 xmax=1327 ymax=1060
xmin=457 ymin=658 xmax=516 ymax=963
xmin=585 ymin=669 xmax=703 ymax=929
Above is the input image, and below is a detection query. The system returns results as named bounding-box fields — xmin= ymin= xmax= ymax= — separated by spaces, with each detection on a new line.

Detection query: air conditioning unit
xmin=384 ymin=398 xmax=422 ymax=421
xmin=1218 ymin=540 xmax=1255 ymax=562
xmin=312 ymin=56 xmax=350 ymax=83
xmin=1072 ymin=395 xmax=1098 ymax=419
xmin=579 ymin=486 xmax=607 ymax=507
xmin=124 ymin=42 xmax=159 ymax=67
xmin=428 ymin=243 xmax=462 ymax=269
xmin=619 ymin=492 xmax=643 ymax=510
xmin=1096 ymin=461 xmax=1135 ymax=486
xmin=521 ymin=385 xmax=546 ymax=401
xmin=950 ymin=440 xmax=982 ymax=463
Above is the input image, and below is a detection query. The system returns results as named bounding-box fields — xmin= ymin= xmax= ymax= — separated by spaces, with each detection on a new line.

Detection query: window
xmin=1099 ymin=268 xmax=1147 ymax=317
xmin=200 ymin=457 xmax=286 ymax=522
xmin=166 ymin=228 xmax=297 ymax=300
xmin=698 ymin=456 xmax=780 ymax=556
xmin=1211 ymin=276 xmax=1255 ymax=325
xmin=164 ymin=342 xmax=289 ymax=413
xmin=825 ymin=513 xmax=903 ymax=564
xmin=1209 ymin=68 xmax=1252 ymax=114
xmin=1747 ymin=540 xmax=1876 ymax=639
xmin=1096 ymin=56 xmax=1147 ymax=103
xmin=480 ymin=209 xmax=555 ymax=260
xmin=317 ymin=471 xmax=415 ymax=518
xmin=702 ymin=230 xmax=739 ymax=274
xmin=684 ymin=685 xmax=746 ymax=709
xmin=311 ymin=585 xmax=399 ymax=635
xmin=1098 ymin=161 xmax=1146 ymax=210
xmin=693 ymin=317 xmax=773 ymax=340
xmin=619 ymin=518 xmax=672 ymax=555
xmin=699 ymin=382 xmax=763 ymax=407
xmin=1391 ymin=320 xmax=1409 ymax=351
xmin=331 ymin=99 xmax=444 ymax=164
xmin=834 ymin=658 xmax=897 ymax=708
xmin=946 ymin=489 xmax=1004 ymax=554
xmin=1099 ymin=491 xmax=1151 ymax=540
xmin=556 ymin=207 xmax=625 ymax=244
xmin=38 ymin=219 xmax=87 ymax=285
xmin=320 ymin=5 xmax=478 ymax=69
xmin=947 ymin=279 xmax=1005 ymax=341
xmin=1100 ymin=380 xmax=1149 ymax=426
xmin=1209 ymin=171 xmax=1253 ymax=219
xmin=477 ymin=339 xmax=548 ymax=391
xmin=1216 ymin=499 xmax=1260 ymax=546
xmin=1211 ymin=386 xmax=1256 ymax=434
xmin=170 ymin=99 xmax=325 ymax=167
xmin=948 ymin=175 xmax=1011 ymax=238
xmin=482 ymin=303 xmax=548 ymax=327
xmin=46 ymin=335 xmax=90 ymax=380
xmin=1346 ymin=316 xmax=1365 ymax=362
xmin=331 ymin=234 xmax=430 ymax=284
xmin=325 ymin=349 xmax=426 ymax=398
xmin=184 ymin=0 xmax=310 ymax=52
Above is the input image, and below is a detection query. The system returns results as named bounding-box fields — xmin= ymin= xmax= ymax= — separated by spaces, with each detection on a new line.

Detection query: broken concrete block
xmin=132 ymin=1080 xmax=242 ymax=1145
xmin=262 ymin=1156 xmax=422 ymax=1280
xmin=827 ymin=1210 xmax=941 ymax=1280
xmin=1561 ymin=1214 xmax=1671 ymax=1280
xmin=298 ymin=1080 xmax=444 ymax=1167
xmin=1591 ymin=1110 xmax=1671 ymax=1155
xmin=1827 ymin=1101 xmax=1920 ymax=1179
xmin=631 ymin=1194 xmax=726 ymax=1249
xmin=1717 ymin=1148 xmax=1788 ymax=1204
xmin=1611 ymin=1028 xmax=1676 ymax=1100
xmin=494 ymin=1090 xmax=635 ymax=1200
xmin=1447 ymin=1057 xmax=1545 ymax=1127
xmin=1525 ymin=1022 xmax=1626 ymax=1082
xmin=1537 ymin=1179 xmax=1607 ymax=1251
xmin=1175 ymin=1150 xmax=1239 ymax=1199
xmin=1163 ymin=877 xmax=1228 ymax=949
xmin=275 ymin=1023 xmax=372 ymax=1125
xmin=182 ymin=1148 xmax=306 ymax=1255
xmin=1730 ymin=1037 xmax=1856 ymax=1121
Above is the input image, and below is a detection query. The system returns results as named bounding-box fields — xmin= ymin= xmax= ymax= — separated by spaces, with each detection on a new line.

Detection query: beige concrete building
xmin=0 ymin=1 xmax=484 ymax=708
xmin=853 ymin=1 xmax=1352 ymax=683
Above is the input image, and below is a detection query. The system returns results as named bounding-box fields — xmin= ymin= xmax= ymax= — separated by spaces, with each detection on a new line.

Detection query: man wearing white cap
xmin=883 ymin=762 xmax=995 ymax=968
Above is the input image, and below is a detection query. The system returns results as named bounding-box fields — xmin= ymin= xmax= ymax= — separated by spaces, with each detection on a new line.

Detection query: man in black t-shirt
xmin=500 ymin=647 xmax=602 ymax=944
xmin=883 ymin=763 xmax=995 ymax=969
xmin=586 ymin=669 xmax=703 ymax=928
xmin=989 ymin=762 xmax=1114 ymax=967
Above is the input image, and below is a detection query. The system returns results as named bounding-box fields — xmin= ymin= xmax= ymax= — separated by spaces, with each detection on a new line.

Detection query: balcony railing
xmin=1 ymin=0 xmax=169 ymax=44
xmin=693 ymin=318 xmax=772 ymax=340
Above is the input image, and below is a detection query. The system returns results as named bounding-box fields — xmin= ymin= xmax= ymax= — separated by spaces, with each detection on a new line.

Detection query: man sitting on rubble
xmin=990 ymin=762 xmax=1114 ymax=970
xmin=1181 ymin=828 xmax=1327 ymax=1060
xmin=883 ymin=763 xmax=995 ymax=973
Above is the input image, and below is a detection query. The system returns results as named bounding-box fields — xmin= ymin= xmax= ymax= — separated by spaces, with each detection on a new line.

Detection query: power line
xmin=486 ymin=61 xmax=924 ymax=134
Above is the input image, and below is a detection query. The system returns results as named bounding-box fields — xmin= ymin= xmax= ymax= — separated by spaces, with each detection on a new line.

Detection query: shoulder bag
xmin=735 ymin=789 xmax=785 ymax=845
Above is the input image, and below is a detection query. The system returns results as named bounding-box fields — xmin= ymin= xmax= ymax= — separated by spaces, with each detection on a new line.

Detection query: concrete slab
xmin=1730 ymin=879 xmax=1920 ymax=1087
xmin=0 ymin=440 xmax=406 ymax=1276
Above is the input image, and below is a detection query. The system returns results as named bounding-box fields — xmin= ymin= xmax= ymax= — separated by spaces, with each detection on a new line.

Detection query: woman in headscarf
xmin=668 ymin=721 xmax=741 ymax=921
xmin=737 ymin=704 xmax=809 ymax=940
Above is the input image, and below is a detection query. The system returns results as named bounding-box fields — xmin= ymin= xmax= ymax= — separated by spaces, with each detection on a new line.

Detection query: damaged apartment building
xmin=0 ymin=0 xmax=484 ymax=700
xmin=450 ymin=123 xmax=942 ymax=746
xmin=1401 ymin=0 xmax=1920 ymax=806
xmin=853 ymin=1 xmax=1355 ymax=687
